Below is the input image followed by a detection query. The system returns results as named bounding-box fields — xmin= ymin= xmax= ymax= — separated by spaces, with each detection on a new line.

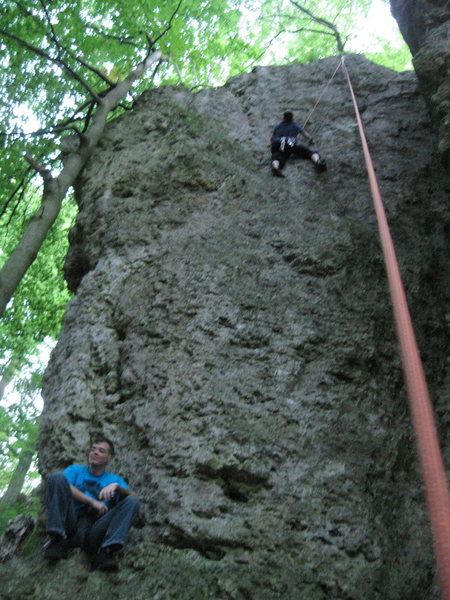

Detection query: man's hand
xmin=99 ymin=482 xmax=119 ymax=501
xmin=91 ymin=500 xmax=109 ymax=515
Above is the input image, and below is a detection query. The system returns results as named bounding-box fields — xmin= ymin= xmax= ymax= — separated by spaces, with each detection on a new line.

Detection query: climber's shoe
xmin=271 ymin=160 xmax=285 ymax=178
xmin=314 ymin=158 xmax=327 ymax=172
xmin=271 ymin=166 xmax=285 ymax=177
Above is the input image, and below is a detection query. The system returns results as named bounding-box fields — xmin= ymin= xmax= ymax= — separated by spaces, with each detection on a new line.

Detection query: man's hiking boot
xmin=314 ymin=158 xmax=327 ymax=172
xmin=91 ymin=547 xmax=119 ymax=572
xmin=44 ymin=534 xmax=69 ymax=561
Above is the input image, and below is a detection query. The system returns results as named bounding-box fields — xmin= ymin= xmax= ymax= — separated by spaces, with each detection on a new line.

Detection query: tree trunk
xmin=0 ymin=448 xmax=35 ymax=505
xmin=0 ymin=50 xmax=162 ymax=317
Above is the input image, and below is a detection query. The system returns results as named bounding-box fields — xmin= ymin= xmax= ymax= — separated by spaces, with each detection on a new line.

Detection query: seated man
xmin=270 ymin=110 xmax=327 ymax=177
xmin=44 ymin=435 xmax=139 ymax=571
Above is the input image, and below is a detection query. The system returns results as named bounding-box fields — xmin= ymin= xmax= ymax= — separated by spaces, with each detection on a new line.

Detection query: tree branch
xmin=38 ymin=0 xmax=63 ymax=54
xmin=288 ymin=0 xmax=335 ymax=30
xmin=87 ymin=24 xmax=139 ymax=48
xmin=24 ymin=153 xmax=53 ymax=183
xmin=4 ymin=190 xmax=27 ymax=228
xmin=289 ymin=27 xmax=337 ymax=38
xmin=0 ymin=29 xmax=102 ymax=102
xmin=152 ymin=0 xmax=184 ymax=46
xmin=36 ymin=0 xmax=116 ymax=89
xmin=0 ymin=173 xmax=32 ymax=219
xmin=288 ymin=0 xmax=346 ymax=53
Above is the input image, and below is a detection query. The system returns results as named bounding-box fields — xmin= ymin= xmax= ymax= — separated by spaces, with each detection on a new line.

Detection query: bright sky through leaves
xmin=350 ymin=0 xmax=409 ymax=57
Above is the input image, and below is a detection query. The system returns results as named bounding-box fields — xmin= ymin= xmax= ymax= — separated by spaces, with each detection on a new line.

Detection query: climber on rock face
xmin=43 ymin=435 xmax=139 ymax=572
xmin=270 ymin=110 xmax=327 ymax=177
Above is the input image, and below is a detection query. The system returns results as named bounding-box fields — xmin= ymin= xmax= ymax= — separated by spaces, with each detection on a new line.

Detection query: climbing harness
xmin=279 ymin=136 xmax=297 ymax=152
xmin=339 ymin=55 xmax=450 ymax=600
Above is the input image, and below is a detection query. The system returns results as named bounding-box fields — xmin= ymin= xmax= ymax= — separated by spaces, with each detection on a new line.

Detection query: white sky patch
xmin=13 ymin=104 xmax=41 ymax=135
xmin=349 ymin=0 xmax=406 ymax=52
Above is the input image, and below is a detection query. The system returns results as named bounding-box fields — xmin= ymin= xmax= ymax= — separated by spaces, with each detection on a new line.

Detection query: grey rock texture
xmin=390 ymin=0 xmax=450 ymax=164
xmin=1 ymin=54 xmax=449 ymax=599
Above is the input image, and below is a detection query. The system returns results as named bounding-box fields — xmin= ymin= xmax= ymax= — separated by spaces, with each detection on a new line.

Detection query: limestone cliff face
xmin=390 ymin=0 xmax=450 ymax=163
xmin=2 ymin=54 xmax=449 ymax=599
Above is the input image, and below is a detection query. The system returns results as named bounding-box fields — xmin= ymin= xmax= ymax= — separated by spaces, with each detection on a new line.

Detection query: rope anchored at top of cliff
xmin=341 ymin=55 xmax=450 ymax=600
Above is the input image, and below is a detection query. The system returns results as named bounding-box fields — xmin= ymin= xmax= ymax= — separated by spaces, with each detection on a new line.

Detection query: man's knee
xmin=124 ymin=496 xmax=140 ymax=509
xmin=47 ymin=472 xmax=68 ymax=488
xmin=120 ymin=495 xmax=140 ymax=516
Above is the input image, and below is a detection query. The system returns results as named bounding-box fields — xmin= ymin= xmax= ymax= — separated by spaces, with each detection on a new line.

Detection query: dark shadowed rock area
xmin=390 ymin=0 xmax=450 ymax=164
xmin=1 ymin=53 xmax=449 ymax=600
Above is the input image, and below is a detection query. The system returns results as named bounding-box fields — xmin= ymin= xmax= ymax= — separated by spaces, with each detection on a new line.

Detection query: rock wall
xmin=2 ymin=54 xmax=449 ymax=599
xmin=390 ymin=0 xmax=450 ymax=163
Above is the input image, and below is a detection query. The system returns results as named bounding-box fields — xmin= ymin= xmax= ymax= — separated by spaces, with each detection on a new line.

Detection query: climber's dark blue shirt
xmin=272 ymin=121 xmax=304 ymax=139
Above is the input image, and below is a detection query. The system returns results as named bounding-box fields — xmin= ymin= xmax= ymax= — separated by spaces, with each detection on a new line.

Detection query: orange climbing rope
xmin=340 ymin=56 xmax=450 ymax=600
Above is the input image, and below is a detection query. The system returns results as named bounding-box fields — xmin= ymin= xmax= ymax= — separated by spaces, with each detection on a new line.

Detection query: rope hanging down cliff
xmin=340 ymin=56 xmax=450 ymax=600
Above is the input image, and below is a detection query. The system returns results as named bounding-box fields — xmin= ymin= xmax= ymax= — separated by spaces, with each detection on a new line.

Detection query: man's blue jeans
xmin=46 ymin=472 xmax=140 ymax=552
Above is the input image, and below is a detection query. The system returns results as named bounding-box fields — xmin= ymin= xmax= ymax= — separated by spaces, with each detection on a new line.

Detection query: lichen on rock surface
xmin=1 ymin=54 xmax=448 ymax=600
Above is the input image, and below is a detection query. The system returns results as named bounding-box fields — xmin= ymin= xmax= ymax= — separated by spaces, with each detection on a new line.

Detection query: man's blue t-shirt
xmin=273 ymin=121 xmax=304 ymax=139
xmin=63 ymin=464 xmax=128 ymax=511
